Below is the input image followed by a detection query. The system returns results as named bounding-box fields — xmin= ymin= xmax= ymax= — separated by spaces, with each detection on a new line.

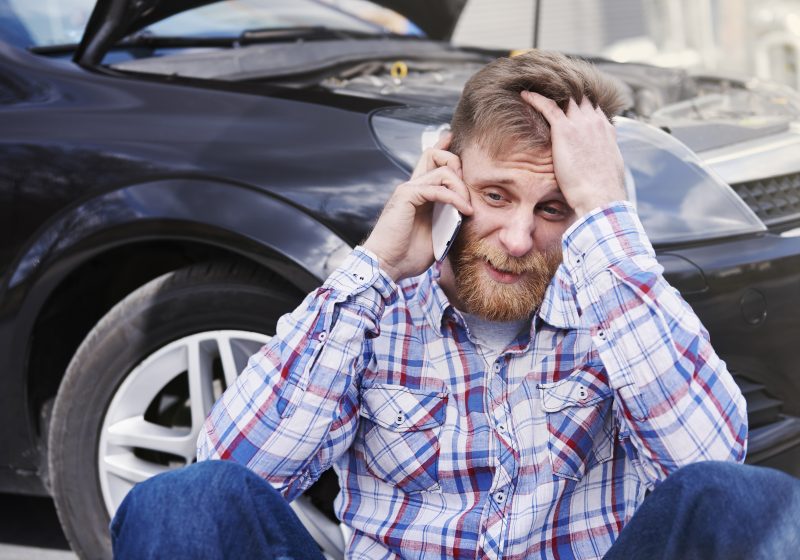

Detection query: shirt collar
xmin=537 ymin=263 xmax=582 ymax=330
xmin=418 ymin=262 xmax=454 ymax=333
xmin=417 ymin=261 xmax=582 ymax=335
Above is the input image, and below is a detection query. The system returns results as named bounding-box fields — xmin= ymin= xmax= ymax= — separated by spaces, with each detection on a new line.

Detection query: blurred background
xmin=333 ymin=0 xmax=800 ymax=90
xmin=11 ymin=0 xmax=800 ymax=89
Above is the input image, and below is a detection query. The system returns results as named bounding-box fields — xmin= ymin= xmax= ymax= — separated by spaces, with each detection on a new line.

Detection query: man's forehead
xmin=462 ymin=141 xmax=555 ymax=175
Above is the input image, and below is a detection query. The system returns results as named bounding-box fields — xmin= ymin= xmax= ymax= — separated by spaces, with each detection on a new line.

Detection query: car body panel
xmin=0 ymin=41 xmax=407 ymax=485
xmin=0 ymin=178 xmax=352 ymax=484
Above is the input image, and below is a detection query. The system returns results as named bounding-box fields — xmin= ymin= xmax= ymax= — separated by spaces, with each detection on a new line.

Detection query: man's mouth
xmin=483 ymin=260 xmax=523 ymax=284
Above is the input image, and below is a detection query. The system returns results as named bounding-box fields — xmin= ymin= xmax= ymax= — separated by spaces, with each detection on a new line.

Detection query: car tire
xmin=47 ymin=261 xmax=301 ymax=559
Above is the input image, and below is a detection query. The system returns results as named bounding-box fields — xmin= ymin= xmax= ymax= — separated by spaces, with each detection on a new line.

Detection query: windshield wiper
xmin=30 ymin=26 xmax=405 ymax=57
xmin=31 ymin=34 xmax=232 ymax=56
xmin=238 ymin=25 xmax=399 ymax=44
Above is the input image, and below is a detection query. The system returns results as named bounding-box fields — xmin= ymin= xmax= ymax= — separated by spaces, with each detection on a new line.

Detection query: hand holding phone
xmin=363 ymin=133 xmax=471 ymax=281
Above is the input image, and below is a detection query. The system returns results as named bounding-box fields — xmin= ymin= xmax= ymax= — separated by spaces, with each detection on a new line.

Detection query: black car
xmin=2 ymin=0 xmax=800 ymax=558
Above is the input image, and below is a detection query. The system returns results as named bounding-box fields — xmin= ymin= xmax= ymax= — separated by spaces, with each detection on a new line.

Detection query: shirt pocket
xmin=538 ymin=370 xmax=615 ymax=481
xmin=359 ymin=383 xmax=448 ymax=493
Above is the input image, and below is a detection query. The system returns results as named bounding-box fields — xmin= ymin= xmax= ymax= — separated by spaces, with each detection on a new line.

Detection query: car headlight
xmin=371 ymin=107 xmax=765 ymax=245
xmin=615 ymin=116 xmax=765 ymax=244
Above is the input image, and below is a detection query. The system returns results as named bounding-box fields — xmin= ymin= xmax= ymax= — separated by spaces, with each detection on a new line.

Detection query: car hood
xmin=74 ymin=0 xmax=468 ymax=65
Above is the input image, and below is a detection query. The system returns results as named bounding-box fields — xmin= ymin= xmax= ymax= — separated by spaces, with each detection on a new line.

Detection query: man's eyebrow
xmin=541 ymin=186 xmax=566 ymax=200
xmin=468 ymin=176 xmax=515 ymax=187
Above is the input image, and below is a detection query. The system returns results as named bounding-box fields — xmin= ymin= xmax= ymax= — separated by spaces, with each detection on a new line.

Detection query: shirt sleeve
xmin=197 ymin=246 xmax=396 ymax=500
xmin=562 ymin=201 xmax=748 ymax=487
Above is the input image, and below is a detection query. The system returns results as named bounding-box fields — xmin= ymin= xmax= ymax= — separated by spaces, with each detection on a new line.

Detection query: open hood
xmin=74 ymin=0 xmax=468 ymax=66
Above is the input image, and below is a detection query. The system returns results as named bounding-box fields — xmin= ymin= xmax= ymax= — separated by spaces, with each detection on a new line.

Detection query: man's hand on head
xmin=521 ymin=91 xmax=627 ymax=218
xmin=363 ymin=133 xmax=473 ymax=283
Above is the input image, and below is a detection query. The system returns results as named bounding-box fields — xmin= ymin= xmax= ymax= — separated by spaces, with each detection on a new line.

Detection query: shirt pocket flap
xmin=360 ymin=384 xmax=448 ymax=432
xmin=538 ymin=371 xmax=612 ymax=413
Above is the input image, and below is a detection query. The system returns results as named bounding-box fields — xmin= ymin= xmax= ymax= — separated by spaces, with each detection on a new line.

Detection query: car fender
xmin=1 ymin=178 xmax=352 ymax=478
xmin=9 ymin=177 xmax=352 ymax=297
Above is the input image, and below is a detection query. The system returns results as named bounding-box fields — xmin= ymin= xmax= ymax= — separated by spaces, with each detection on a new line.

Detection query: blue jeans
xmin=111 ymin=460 xmax=800 ymax=559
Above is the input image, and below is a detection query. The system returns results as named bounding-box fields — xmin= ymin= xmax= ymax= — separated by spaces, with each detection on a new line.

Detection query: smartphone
xmin=432 ymin=202 xmax=462 ymax=262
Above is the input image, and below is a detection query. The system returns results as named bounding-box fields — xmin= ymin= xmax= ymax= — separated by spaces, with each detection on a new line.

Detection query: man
xmin=112 ymin=50 xmax=800 ymax=559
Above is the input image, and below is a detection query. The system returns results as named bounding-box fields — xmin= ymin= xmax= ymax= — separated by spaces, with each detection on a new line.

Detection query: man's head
xmin=443 ymin=50 xmax=626 ymax=322
xmin=450 ymin=50 xmax=627 ymax=158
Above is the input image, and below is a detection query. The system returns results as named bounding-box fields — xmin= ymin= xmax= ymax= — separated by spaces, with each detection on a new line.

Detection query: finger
xmin=434 ymin=131 xmax=452 ymax=150
xmin=436 ymin=165 xmax=471 ymax=208
xmin=412 ymin=183 xmax=474 ymax=216
xmin=587 ymin=103 xmax=615 ymax=133
xmin=429 ymin=149 xmax=462 ymax=178
xmin=405 ymin=168 xmax=473 ymax=215
xmin=572 ymin=97 xmax=606 ymax=128
xmin=417 ymin=165 xmax=469 ymax=201
xmin=521 ymin=90 xmax=566 ymax=125
xmin=565 ymin=97 xmax=581 ymax=117
xmin=411 ymin=161 xmax=467 ymax=199
xmin=594 ymin=104 xmax=613 ymax=124
xmin=411 ymin=147 xmax=462 ymax=179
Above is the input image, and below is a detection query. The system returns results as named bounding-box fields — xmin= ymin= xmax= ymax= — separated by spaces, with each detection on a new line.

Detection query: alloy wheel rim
xmin=97 ymin=330 xmax=271 ymax=517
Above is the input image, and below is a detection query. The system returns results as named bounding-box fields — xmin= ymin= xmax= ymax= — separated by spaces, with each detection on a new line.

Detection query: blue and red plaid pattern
xmin=198 ymin=202 xmax=747 ymax=559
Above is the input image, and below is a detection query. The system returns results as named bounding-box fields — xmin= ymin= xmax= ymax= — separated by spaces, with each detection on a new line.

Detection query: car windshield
xmin=0 ymin=0 xmax=419 ymax=50
xmin=145 ymin=0 xmax=406 ymax=39
xmin=0 ymin=0 xmax=94 ymax=48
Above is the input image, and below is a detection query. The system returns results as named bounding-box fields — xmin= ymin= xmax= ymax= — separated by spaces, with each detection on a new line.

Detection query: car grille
xmin=730 ymin=172 xmax=800 ymax=226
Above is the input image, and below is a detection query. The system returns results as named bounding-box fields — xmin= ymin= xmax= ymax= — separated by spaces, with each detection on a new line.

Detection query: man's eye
xmin=486 ymin=192 xmax=503 ymax=202
xmin=538 ymin=203 xmax=566 ymax=217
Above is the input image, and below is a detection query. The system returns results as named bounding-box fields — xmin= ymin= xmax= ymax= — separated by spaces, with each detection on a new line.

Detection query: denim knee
xmin=659 ymin=460 xmax=800 ymax=505
xmin=114 ymin=459 xmax=267 ymax=523
xmin=658 ymin=460 xmax=742 ymax=496
xmin=606 ymin=461 xmax=800 ymax=560
xmin=111 ymin=460 xmax=276 ymax=555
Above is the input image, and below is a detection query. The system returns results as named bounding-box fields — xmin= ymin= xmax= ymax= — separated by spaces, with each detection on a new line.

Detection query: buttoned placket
xmin=490 ymin=357 xmax=513 ymax=443
xmin=484 ymin=354 xmax=517 ymax=559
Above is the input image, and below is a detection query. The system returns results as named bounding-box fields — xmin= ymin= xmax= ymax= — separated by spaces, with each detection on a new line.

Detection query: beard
xmin=448 ymin=221 xmax=563 ymax=322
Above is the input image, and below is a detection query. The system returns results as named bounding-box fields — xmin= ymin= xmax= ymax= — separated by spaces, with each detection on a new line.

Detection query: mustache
xmin=456 ymin=236 xmax=563 ymax=275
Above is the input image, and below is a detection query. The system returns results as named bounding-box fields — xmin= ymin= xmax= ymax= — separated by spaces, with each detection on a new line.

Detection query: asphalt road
xmin=0 ymin=493 xmax=77 ymax=559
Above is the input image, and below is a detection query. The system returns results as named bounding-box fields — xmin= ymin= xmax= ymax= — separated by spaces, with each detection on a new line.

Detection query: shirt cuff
xmin=561 ymin=201 xmax=656 ymax=285
xmin=322 ymin=246 xmax=398 ymax=305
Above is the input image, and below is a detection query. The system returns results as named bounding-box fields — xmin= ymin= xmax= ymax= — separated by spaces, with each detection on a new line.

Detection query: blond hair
xmin=450 ymin=50 xmax=627 ymax=156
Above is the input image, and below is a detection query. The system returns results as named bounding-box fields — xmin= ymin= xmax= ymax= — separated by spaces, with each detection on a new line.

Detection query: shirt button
xmin=577 ymin=386 xmax=588 ymax=401
xmin=317 ymin=331 xmax=327 ymax=342
xmin=493 ymin=490 xmax=506 ymax=504
xmin=493 ymin=362 xmax=502 ymax=373
xmin=395 ymin=412 xmax=405 ymax=425
xmin=597 ymin=330 xmax=606 ymax=340
xmin=497 ymin=423 xmax=507 ymax=433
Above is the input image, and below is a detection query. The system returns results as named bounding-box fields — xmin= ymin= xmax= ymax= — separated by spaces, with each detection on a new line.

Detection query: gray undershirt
xmin=460 ymin=311 xmax=529 ymax=366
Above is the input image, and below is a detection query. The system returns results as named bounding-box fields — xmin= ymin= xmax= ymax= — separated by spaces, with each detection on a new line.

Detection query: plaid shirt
xmin=198 ymin=202 xmax=747 ymax=559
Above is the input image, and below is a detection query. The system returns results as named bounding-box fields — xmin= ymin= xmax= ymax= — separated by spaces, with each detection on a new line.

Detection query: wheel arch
xmin=11 ymin=178 xmax=352 ymax=481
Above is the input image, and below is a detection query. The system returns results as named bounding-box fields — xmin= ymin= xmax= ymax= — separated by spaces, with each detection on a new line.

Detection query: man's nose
xmin=498 ymin=214 xmax=535 ymax=258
